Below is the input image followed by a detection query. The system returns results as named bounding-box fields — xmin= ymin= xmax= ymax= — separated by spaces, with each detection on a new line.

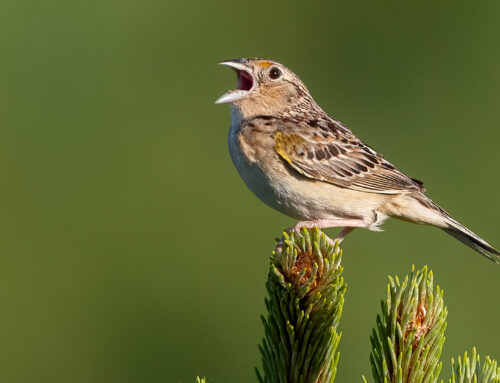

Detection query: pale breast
xmin=228 ymin=116 xmax=287 ymax=213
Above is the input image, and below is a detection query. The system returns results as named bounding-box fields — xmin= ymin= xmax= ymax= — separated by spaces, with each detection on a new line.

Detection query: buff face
xmin=217 ymin=59 xmax=309 ymax=118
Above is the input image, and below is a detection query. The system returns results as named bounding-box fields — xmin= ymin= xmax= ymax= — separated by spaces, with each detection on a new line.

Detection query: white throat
xmin=230 ymin=104 xmax=244 ymax=127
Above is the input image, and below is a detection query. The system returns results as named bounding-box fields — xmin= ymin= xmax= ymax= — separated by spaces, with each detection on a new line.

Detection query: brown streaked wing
xmin=273 ymin=120 xmax=422 ymax=194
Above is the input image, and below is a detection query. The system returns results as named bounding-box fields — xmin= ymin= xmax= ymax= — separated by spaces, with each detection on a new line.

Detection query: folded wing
xmin=273 ymin=119 xmax=423 ymax=194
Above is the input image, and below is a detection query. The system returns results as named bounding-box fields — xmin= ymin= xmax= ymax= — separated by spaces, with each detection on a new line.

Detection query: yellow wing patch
xmin=274 ymin=132 xmax=305 ymax=174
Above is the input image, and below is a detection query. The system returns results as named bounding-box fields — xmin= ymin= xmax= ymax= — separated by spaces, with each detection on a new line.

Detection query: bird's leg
xmin=333 ymin=227 xmax=356 ymax=244
xmin=287 ymin=219 xmax=365 ymax=232
xmin=276 ymin=219 xmax=365 ymax=251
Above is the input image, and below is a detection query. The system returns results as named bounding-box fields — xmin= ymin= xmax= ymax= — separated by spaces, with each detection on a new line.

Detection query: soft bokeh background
xmin=1 ymin=0 xmax=499 ymax=382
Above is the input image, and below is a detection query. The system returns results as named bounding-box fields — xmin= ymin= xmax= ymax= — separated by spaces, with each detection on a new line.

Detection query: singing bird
xmin=216 ymin=58 xmax=499 ymax=262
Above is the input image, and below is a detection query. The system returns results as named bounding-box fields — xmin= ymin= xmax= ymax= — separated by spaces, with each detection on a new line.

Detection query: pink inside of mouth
xmin=237 ymin=70 xmax=253 ymax=91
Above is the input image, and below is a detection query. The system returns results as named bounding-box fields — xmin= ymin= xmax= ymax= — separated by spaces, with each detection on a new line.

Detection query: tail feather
xmin=409 ymin=193 xmax=499 ymax=263
xmin=442 ymin=218 xmax=500 ymax=263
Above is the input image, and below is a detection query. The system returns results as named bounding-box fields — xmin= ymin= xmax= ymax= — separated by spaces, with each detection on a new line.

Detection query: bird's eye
xmin=269 ymin=66 xmax=282 ymax=80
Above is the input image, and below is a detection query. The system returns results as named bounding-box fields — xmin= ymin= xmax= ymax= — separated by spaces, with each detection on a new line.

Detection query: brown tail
xmin=410 ymin=193 xmax=500 ymax=262
xmin=442 ymin=217 xmax=500 ymax=263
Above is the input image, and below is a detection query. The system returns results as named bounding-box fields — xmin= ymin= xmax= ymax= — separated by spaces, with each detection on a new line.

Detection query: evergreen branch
xmin=193 ymin=228 xmax=499 ymax=383
xmin=367 ymin=265 xmax=447 ymax=383
xmin=446 ymin=348 xmax=500 ymax=383
xmin=257 ymin=228 xmax=345 ymax=383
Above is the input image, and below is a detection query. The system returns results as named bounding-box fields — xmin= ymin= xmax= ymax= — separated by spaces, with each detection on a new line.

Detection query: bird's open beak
xmin=215 ymin=59 xmax=256 ymax=104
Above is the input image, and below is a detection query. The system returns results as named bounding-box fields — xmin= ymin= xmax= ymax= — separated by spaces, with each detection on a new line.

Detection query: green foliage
xmin=195 ymin=378 xmax=207 ymax=383
xmin=196 ymin=228 xmax=499 ymax=383
xmin=367 ymin=266 xmax=447 ymax=382
xmin=256 ymin=228 xmax=345 ymax=383
xmin=446 ymin=348 xmax=500 ymax=383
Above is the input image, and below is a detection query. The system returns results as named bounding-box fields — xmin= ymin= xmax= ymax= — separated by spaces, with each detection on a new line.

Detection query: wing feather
xmin=273 ymin=119 xmax=423 ymax=194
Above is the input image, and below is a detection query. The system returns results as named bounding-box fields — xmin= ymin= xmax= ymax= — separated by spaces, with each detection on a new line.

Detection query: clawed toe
xmin=276 ymin=224 xmax=356 ymax=253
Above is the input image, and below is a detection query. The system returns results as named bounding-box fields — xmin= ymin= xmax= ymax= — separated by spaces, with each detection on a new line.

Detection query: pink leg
xmin=334 ymin=227 xmax=356 ymax=244
xmin=286 ymin=218 xmax=366 ymax=233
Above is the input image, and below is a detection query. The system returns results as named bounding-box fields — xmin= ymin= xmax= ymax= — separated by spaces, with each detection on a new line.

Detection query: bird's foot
xmin=286 ymin=218 xmax=365 ymax=233
xmin=275 ymin=219 xmax=364 ymax=252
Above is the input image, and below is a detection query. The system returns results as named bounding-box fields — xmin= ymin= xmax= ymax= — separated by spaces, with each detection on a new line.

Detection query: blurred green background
xmin=1 ymin=0 xmax=499 ymax=382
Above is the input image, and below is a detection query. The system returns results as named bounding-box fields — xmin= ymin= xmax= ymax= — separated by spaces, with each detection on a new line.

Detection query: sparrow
xmin=216 ymin=58 xmax=500 ymax=262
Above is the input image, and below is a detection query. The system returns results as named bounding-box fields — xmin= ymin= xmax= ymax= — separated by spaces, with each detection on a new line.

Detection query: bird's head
xmin=216 ymin=58 xmax=315 ymax=118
